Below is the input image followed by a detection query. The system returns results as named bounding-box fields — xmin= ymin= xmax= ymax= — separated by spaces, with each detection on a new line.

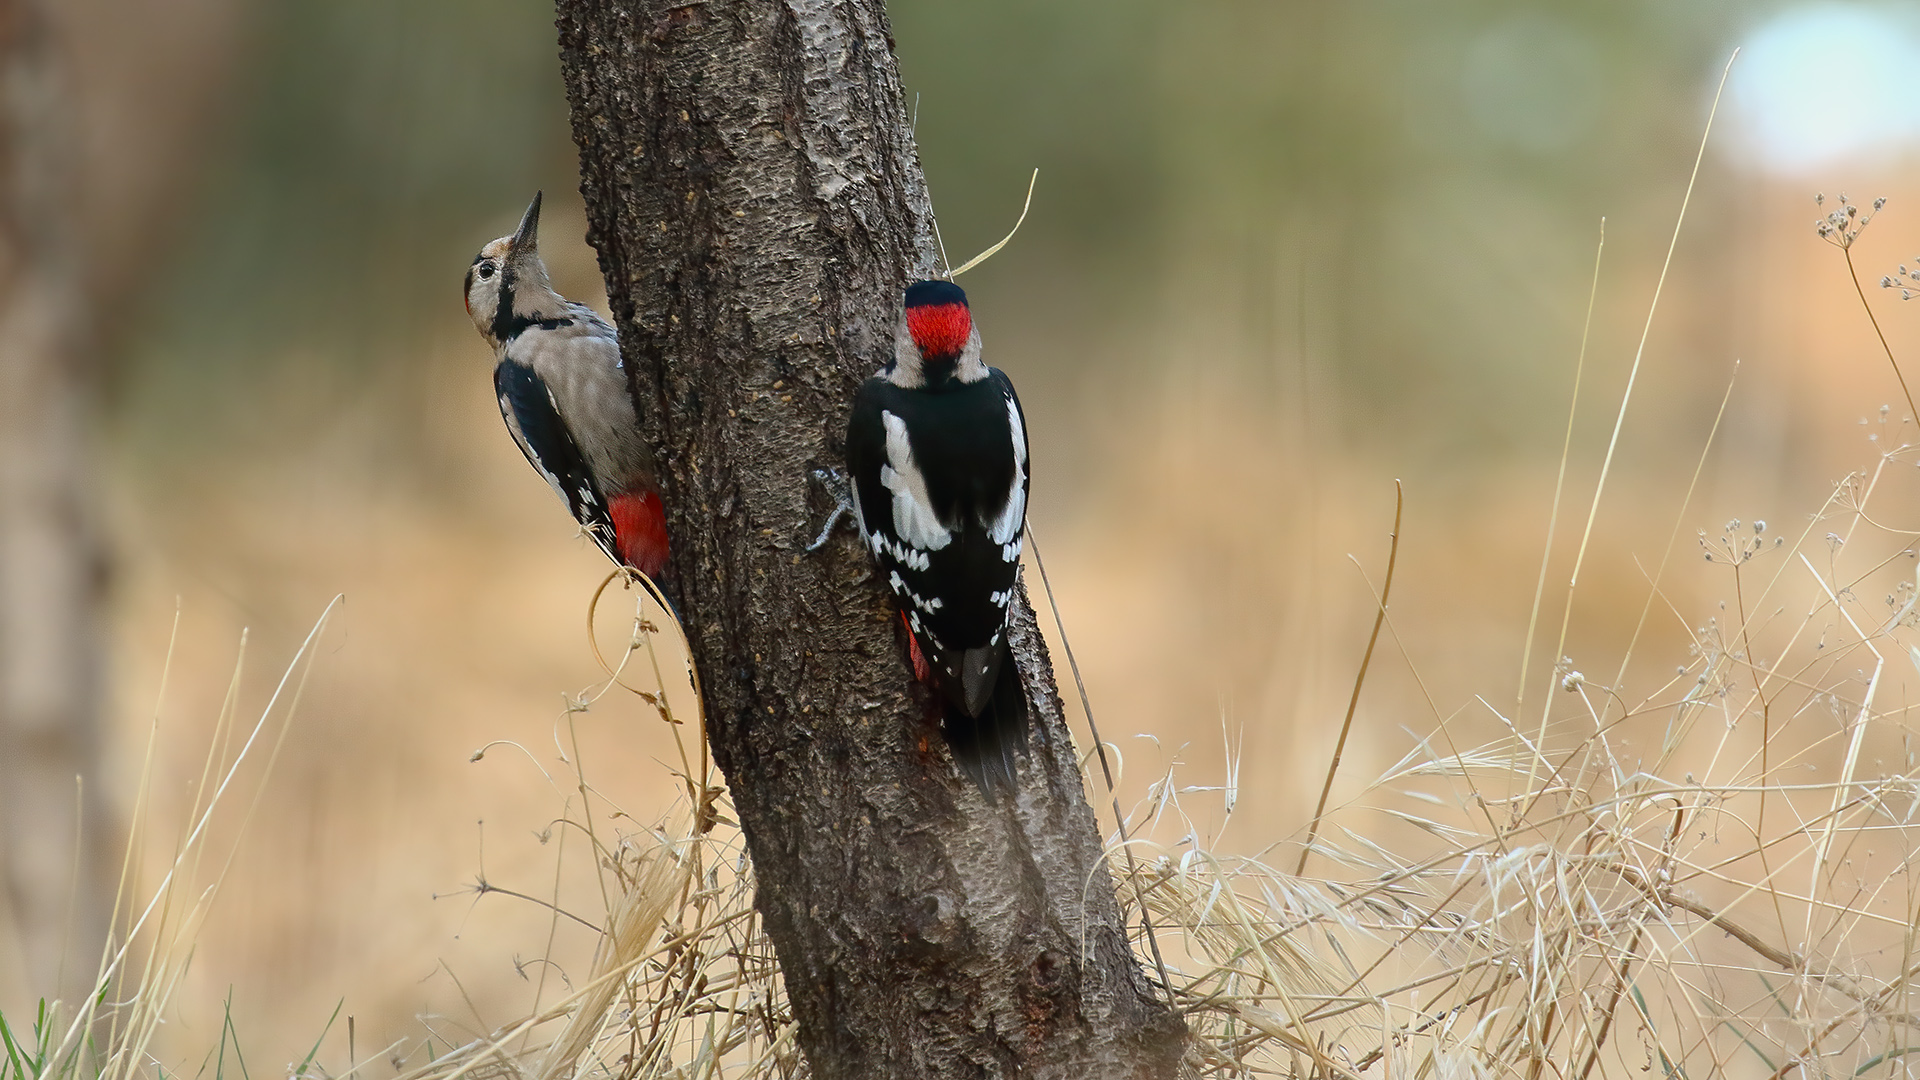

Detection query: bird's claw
xmin=805 ymin=466 xmax=854 ymax=552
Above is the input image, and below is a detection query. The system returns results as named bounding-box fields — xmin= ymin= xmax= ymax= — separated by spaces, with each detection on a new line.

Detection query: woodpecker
xmin=464 ymin=193 xmax=668 ymax=580
xmin=845 ymin=279 xmax=1031 ymax=791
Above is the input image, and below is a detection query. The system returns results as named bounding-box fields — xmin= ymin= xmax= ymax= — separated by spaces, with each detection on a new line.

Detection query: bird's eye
xmin=478 ymin=261 xmax=496 ymax=279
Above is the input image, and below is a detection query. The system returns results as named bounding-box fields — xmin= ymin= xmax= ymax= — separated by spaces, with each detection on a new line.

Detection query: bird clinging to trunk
xmin=464 ymin=192 xmax=669 ymax=580
xmin=845 ymin=279 xmax=1032 ymax=791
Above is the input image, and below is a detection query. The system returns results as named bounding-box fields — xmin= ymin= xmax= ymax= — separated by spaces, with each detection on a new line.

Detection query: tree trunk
xmin=0 ymin=0 xmax=108 ymax=1007
xmin=553 ymin=3 xmax=1187 ymax=1076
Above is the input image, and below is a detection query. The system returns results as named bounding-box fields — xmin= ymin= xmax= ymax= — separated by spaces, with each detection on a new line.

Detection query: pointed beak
xmin=511 ymin=191 xmax=542 ymax=254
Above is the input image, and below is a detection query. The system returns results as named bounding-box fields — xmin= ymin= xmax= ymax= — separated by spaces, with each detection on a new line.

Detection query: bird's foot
xmin=804 ymin=466 xmax=854 ymax=552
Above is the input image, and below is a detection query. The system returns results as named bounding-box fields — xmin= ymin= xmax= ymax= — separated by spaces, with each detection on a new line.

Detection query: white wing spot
xmin=880 ymin=411 xmax=952 ymax=551
xmin=874 ymin=534 xmax=928 ymax=571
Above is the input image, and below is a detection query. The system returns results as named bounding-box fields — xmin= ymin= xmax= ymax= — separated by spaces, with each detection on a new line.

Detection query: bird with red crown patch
xmin=844 ymin=279 xmax=1032 ymax=792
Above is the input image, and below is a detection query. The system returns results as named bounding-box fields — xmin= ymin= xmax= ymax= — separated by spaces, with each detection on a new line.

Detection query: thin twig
xmin=1577 ymin=805 xmax=1685 ymax=1080
xmin=1609 ymin=862 xmax=1920 ymax=1026
xmin=1518 ymin=218 xmax=1605 ymax=715
xmin=1297 ymin=480 xmax=1402 ymax=876
xmin=1531 ymin=49 xmax=1737 ymax=789
xmin=1843 ymin=246 xmax=1919 ymax=424
xmin=948 ymin=169 xmax=1038 ymax=278
xmin=467 ymin=878 xmax=605 ymax=935
xmin=1576 ymin=922 xmax=1648 ymax=1080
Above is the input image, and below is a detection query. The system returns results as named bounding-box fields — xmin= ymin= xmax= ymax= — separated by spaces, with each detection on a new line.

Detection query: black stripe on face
xmin=489 ymin=259 xmax=519 ymax=342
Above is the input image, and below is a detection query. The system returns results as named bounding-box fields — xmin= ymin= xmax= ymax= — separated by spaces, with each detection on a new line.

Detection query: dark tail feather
xmin=944 ymin=664 xmax=1032 ymax=795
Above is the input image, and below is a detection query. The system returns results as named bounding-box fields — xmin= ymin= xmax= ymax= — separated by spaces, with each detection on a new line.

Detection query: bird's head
xmin=890 ymin=279 xmax=984 ymax=388
xmin=464 ymin=191 xmax=559 ymax=346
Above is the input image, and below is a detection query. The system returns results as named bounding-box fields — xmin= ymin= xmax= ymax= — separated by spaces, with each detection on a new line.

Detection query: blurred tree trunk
xmin=0 ymin=0 xmax=108 ymax=1004
xmin=554 ymin=2 xmax=1187 ymax=1076
xmin=0 ymin=0 xmax=243 ymax=1008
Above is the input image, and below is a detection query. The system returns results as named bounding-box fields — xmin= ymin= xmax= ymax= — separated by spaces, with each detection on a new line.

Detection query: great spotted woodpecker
xmin=464 ymin=193 xmax=669 ymax=580
xmin=846 ymin=280 xmax=1031 ymax=791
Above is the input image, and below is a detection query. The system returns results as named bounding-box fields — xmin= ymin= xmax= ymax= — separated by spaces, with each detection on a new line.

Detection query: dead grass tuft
xmin=3 ymin=601 xmax=339 ymax=1080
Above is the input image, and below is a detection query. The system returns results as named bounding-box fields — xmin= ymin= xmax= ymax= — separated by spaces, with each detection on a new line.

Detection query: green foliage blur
xmin=116 ymin=0 xmax=576 ymax=466
xmin=895 ymin=0 xmax=1763 ymax=467
xmin=115 ymin=0 xmax=1776 ymax=472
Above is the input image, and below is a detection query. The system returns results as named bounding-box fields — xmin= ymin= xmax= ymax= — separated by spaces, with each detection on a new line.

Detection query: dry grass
xmin=18 ymin=350 xmax=1920 ymax=1079
xmin=1142 ymin=446 xmax=1920 ymax=1077
xmin=3 ymin=603 xmax=339 ymax=1080
xmin=299 ymin=388 xmax=1920 ymax=1080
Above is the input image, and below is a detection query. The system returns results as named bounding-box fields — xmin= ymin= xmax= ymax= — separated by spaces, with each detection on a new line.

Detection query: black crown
xmin=904 ymin=279 xmax=968 ymax=309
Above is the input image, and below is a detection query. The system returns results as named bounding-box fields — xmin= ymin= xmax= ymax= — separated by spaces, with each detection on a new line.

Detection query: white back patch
xmin=985 ymin=395 xmax=1028 ymax=545
xmin=880 ymin=411 xmax=952 ymax=551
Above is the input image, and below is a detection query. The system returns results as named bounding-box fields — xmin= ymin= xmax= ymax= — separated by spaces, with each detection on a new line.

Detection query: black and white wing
xmin=846 ymin=369 xmax=1032 ymax=790
xmin=495 ymin=357 xmax=620 ymax=563
xmin=845 ymin=377 xmax=904 ymax=577
xmin=847 ymin=372 xmax=1028 ymax=702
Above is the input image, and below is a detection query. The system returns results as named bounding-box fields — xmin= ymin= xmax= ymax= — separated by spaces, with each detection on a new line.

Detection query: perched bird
xmin=845 ymin=279 xmax=1031 ymax=791
xmin=464 ymin=193 xmax=668 ymax=579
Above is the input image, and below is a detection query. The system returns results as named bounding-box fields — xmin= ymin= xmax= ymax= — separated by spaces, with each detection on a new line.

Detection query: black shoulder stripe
xmin=494 ymin=360 xmax=619 ymax=562
xmin=499 ymin=314 xmax=575 ymax=340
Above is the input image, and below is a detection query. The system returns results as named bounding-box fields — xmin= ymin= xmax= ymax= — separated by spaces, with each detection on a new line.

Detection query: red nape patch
xmin=905 ymin=302 xmax=971 ymax=358
xmin=609 ymin=491 xmax=670 ymax=579
xmin=899 ymin=611 xmax=932 ymax=683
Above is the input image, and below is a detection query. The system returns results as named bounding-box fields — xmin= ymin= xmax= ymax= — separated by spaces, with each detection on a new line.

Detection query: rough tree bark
xmin=554 ymin=3 xmax=1187 ymax=1077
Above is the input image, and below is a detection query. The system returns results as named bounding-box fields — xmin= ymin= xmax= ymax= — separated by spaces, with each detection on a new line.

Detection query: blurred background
xmin=4 ymin=0 xmax=1920 ymax=1069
